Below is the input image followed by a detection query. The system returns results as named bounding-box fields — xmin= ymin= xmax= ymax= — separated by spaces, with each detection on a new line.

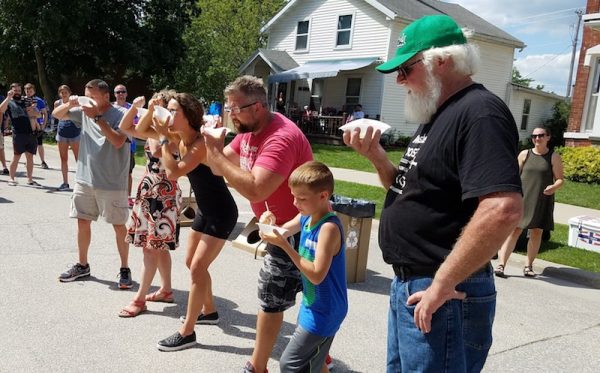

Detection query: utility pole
xmin=566 ymin=9 xmax=583 ymax=99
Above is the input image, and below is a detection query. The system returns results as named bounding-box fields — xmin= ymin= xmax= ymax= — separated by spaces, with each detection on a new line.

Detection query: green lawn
xmin=555 ymin=181 xmax=600 ymax=210
xmin=312 ymin=143 xmax=404 ymax=173
xmin=517 ymin=223 xmax=600 ymax=274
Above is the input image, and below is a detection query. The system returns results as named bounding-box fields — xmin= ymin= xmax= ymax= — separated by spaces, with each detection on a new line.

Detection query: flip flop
xmin=118 ymin=300 xmax=147 ymax=318
xmin=523 ymin=266 xmax=537 ymax=277
xmin=27 ymin=181 xmax=41 ymax=186
xmin=146 ymin=290 xmax=174 ymax=303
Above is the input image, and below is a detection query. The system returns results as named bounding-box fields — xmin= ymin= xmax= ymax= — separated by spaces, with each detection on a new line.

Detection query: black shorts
xmin=129 ymin=152 xmax=136 ymax=173
xmin=13 ymin=133 xmax=37 ymax=155
xmin=36 ymin=131 xmax=44 ymax=145
xmin=191 ymin=210 xmax=238 ymax=240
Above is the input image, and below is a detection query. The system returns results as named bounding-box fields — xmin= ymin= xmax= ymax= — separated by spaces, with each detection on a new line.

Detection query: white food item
xmin=77 ymin=96 xmax=97 ymax=107
xmin=203 ymin=126 xmax=230 ymax=137
xmin=153 ymin=105 xmax=172 ymax=123
xmin=256 ymin=223 xmax=289 ymax=237
xmin=338 ymin=118 xmax=391 ymax=137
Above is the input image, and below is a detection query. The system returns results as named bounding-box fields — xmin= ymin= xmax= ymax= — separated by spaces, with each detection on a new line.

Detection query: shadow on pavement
xmin=347 ymin=269 xmax=392 ymax=295
xmin=0 ymin=197 xmax=13 ymax=203
xmin=540 ymin=267 xmax=600 ymax=289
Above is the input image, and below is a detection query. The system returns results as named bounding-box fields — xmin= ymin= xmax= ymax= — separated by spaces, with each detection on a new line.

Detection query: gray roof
xmin=375 ymin=0 xmax=524 ymax=47
xmin=258 ymin=48 xmax=299 ymax=72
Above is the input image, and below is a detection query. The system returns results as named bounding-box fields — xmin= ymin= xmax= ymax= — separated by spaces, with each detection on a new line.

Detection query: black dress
xmin=519 ymin=149 xmax=555 ymax=230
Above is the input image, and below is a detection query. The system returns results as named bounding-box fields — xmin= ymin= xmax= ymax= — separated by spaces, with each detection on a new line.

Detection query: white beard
xmin=404 ymin=70 xmax=441 ymax=124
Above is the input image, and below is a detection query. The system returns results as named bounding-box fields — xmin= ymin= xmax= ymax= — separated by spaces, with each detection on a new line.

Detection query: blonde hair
xmin=289 ymin=161 xmax=334 ymax=195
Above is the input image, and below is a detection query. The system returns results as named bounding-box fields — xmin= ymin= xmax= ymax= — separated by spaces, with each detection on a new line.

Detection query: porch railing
xmin=294 ymin=115 xmax=348 ymax=138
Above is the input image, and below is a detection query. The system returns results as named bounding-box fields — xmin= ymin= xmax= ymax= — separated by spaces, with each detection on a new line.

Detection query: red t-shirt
xmin=229 ymin=113 xmax=313 ymax=225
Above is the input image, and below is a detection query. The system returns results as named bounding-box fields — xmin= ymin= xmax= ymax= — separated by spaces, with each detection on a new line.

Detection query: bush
xmin=556 ymin=146 xmax=600 ymax=184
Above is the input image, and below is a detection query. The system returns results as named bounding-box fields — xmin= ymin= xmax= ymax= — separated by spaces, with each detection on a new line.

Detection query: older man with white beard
xmin=343 ymin=15 xmax=523 ymax=372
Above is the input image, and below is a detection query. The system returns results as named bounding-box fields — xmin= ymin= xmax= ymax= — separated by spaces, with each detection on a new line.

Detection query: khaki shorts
xmin=70 ymin=182 xmax=129 ymax=225
xmin=0 ymin=131 xmax=4 ymax=150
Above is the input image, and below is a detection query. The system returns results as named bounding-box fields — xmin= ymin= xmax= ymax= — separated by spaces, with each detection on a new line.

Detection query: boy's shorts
xmin=257 ymin=237 xmax=303 ymax=313
xmin=70 ymin=182 xmax=129 ymax=225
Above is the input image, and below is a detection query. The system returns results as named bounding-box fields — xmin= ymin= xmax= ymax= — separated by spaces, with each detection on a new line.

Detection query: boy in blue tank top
xmin=260 ymin=161 xmax=347 ymax=373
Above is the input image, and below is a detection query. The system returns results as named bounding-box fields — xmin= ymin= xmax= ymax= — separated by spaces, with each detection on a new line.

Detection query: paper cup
xmin=256 ymin=223 xmax=289 ymax=237
xmin=77 ymin=96 xmax=97 ymax=107
xmin=153 ymin=105 xmax=172 ymax=124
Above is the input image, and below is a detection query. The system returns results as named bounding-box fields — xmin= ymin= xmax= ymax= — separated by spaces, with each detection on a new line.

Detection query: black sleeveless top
xmin=186 ymin=163 xmax=236 ymax=218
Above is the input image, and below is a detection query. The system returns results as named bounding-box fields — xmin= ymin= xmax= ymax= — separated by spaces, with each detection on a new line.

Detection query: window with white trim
xmin=295 ymin=20 xmax=309 ymax=51
xmin=336 ymin=15 xmax=353 ymax=47
xmin=584 ymin=59 xmax=600 ymax=131
xmin=520 ymin=99 xmax=531 ymax=130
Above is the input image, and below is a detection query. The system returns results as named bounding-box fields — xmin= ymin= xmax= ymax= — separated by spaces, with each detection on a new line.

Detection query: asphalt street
xmin=0 ymin=141 xmax=598 ymax=372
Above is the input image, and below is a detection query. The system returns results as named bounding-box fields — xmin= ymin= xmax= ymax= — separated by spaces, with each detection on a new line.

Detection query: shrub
xmin=556 ymin=146 xmax=600 ymax=184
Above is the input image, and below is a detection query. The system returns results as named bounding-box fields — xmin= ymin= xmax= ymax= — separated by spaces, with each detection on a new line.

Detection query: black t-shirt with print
xmin=6 ymin=99 xmax=33 ymax=134
xmin=379 ymin=84 xmax=522 ymax=267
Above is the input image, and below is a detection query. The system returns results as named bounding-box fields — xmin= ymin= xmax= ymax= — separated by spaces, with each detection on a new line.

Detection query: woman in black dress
xmin=154 ymin=93 xmax=238 ymax=351
xmin=496 ymin=126 xmax=564 ymax=277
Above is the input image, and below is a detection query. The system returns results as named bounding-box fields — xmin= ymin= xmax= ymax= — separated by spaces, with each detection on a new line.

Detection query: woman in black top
xmin=155 ymin=93 xmax=238 ymax=351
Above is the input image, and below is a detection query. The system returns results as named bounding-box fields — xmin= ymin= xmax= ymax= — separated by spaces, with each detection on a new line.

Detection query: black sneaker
xmin=57 ymin=183 xmax=70 ymax=191
xmin=118 ymin=267 xmax=133 ymax=289
xmin=157 ymin=331 xmax=196 ymax=352
xmin=59 ymin=263 xmax=90 ymax=282
xmin=1 ymin=168 xmax=8 ymax=175
xmin=179 ymin=311 xmax=219 ymax=325
xmin=41 ymin=161 xmax=49 ymax=169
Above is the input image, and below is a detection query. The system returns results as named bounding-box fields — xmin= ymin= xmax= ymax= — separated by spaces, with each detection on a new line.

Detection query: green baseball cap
xmin=376 ymin=15 xmax=467 ymax=74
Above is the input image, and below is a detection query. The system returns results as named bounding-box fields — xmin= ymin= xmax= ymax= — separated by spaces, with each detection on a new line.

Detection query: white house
xmin=508 ymin=84 xmax=565 ymax=141
xmin=240 ymin=0 xmax=559 ymax=140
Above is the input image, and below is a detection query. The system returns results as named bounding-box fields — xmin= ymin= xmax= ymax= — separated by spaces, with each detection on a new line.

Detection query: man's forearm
xmin=433 ymin=192 xmax=523 ymax=288
xmin=209 ymin=150 xmax=262 ymax=201
xmin=53 ymin=103 xmax=70 ymax=120
xmin=98 ymin=120 xmax=126 ymax=148
xmin=0 ymin=97 xmax=9 ymax=115
xmin=370 ymin=152 xmax=398 ymax=190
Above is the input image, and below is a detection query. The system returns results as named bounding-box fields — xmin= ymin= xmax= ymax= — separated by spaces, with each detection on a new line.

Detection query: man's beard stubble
xmin=404 ymin=68 xmax=442 ymax=124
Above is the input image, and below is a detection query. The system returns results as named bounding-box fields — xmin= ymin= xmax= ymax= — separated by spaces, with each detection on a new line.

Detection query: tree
xmin=512 ymin=67 xmax=534 ymax=88
xmin=174 ymin=0 xmax=286 ymax=102
xmin=535 ymin=84 xmax=545 ymax=91
xmin=0 ymin=0 xmax=195 ymax=100
xmin=544 ymin=100 xmax=570 ymax=148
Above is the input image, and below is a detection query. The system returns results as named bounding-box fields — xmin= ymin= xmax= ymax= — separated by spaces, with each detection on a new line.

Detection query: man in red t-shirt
xmin=204 ymin=75 xmax=313 ymax=373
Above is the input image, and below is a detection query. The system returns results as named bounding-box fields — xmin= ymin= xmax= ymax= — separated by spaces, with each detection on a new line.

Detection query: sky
xmin=447 ymin=0 xmax=587 ymax=97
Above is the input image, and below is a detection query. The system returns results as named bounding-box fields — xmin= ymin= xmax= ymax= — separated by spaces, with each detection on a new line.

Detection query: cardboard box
xmin=568 ymin=215 xmax=600 ymax=253
xmin=231 ymin=217 xmax=268 ymax=258
xmin=179 ymin=196 xmax=197 ymax=227
xmin=336 ymin=212 xmax=372 ymax=283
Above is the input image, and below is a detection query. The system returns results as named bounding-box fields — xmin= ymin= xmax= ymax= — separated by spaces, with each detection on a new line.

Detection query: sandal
xmin=523 ymin=265 xmax=537 ymax=277
xmin=145 ymin=290 xmax=174 ymax=303
xmin=494 ymin=264 xmax=506 ymax=278
xmin=118 ymin=300 xmax=147 ymax=318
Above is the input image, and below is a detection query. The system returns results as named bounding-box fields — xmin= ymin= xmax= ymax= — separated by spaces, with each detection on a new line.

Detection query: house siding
xmin=508 ymin=89 xmax=562 ymax=141
xmin=267 ymin=0 xmax=391 ymax=63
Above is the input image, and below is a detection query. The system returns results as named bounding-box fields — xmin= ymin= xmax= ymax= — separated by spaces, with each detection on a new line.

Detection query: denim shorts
xmin=387 ymin=265 xmax=496 ymax=373
xmin=56 ymin=133 xmax=81 ymax=143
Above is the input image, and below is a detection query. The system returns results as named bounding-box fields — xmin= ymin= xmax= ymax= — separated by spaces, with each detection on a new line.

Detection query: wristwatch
xmin=159 ymin=137 xmax=169 ymax=146
xmin=94 ymin=114 xmax=102 ymax=122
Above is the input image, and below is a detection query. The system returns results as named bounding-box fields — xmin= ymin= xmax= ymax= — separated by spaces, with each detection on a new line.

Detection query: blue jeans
xmin=387 ymin=265 xmax=496 ymax=373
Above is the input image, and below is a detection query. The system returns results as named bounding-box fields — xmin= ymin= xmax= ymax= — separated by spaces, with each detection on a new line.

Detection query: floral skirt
xmin=126 ymin=171 xmax=181 ymax=250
